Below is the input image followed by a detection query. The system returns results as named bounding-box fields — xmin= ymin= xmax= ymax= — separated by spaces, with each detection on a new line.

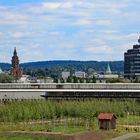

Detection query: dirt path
xmin=0 ymin=131 xmax=119 ymax=140
xmin=111 ymin=133 xmax=138 ymax=140
xmin=67 ymin=131 xmax=120 ymax=140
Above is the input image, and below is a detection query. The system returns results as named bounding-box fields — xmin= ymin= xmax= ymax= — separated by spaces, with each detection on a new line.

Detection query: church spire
xmin=14 ymin=47 xmax=17 ymax=56
xmin=106 ymin=63 xmax=112 ymax=74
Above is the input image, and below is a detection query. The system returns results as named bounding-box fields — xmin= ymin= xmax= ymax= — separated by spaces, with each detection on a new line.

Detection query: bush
xmin=0 ymin=73 xmax=13 ymax=83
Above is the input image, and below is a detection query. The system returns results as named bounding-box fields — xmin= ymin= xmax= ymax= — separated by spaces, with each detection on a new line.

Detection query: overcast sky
xmin=0 ymin=0 xmax=139 ymax=63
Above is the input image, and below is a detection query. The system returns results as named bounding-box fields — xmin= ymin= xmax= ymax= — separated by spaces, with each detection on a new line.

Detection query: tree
xmin=73 ymin=76 xmax=78 ymax=83
xmin=106 ymin=78 xmax=122 ymax=83
xmin=80 ymin=78 xmax=84 ymax=83
xmin=86 ymin=78 xmax=90 ymax=83
xmin=67 ymin=76 xmax=73 ymax=83
xmin=54 ymin=78 xmax=59 ymax=83
xmin=60 ymin=78 xmax=65 ymax=83
xmin=92 ymin=76 xmax=96 ymax=83
xmin=0 ymin=73 xmax=14 ymax=83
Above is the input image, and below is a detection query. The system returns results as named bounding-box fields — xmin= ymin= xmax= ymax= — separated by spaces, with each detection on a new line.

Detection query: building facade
xmin=11 ymin=48 xmax=23 ymax=80
xmin=124 ymin=37 xmax=140 ymax=80
xmin=96 ymin=64 xmax=119 ymax=83
xmin=75 ymin=71 xmax=86 ymax=78
xmin=62 ymin=71 xmax=70 ymax=79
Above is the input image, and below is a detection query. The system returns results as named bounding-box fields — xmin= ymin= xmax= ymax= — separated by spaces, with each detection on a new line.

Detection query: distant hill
xmin=21 ymin=60 xmax=124 ymax=72
xmin=0 ymin=60 xmax=124 ymax=72
xmin=0 ymin=63 xmax=11 ymax=70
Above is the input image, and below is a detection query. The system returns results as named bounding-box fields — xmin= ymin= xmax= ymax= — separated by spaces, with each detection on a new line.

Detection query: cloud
xmin=9 ymin=32 xmax=34 ymax=39
xmin=0 ymin=10 xmax=28 ymax=26
xmin=99 ymin=30 xmax=119 ymax=34
xmin=96 ymin=20 xmax=112 ymax=26
xmin=61 ymin=2 xmax=82 ymax=9
xmin=74 ymin=19 xmax=92 ymax=26
xmin=0 ymin=32 xmax=3 ymax=36
xmin=101 ymin=33 xmax=139 ymax=42
xmin=84 ymin=45 xmax=113 ymax=54
xmin=0 ymin=0 xmax=140 ymax=62
xmin=42 ymin=2 xmax=61 ymax=10
xmin=42 ymin=2 xmax=85 ymax=9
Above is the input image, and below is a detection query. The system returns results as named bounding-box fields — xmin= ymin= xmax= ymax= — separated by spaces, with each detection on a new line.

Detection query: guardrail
xmin=0 ymin=83 xmax=140 ymax=90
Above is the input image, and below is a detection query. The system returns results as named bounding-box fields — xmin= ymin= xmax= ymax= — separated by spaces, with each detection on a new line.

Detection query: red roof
xmin=97 ymin=113 xmax=117 ymax=120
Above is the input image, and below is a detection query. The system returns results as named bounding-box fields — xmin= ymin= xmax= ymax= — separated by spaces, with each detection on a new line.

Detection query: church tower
xmin=11 ymin=48 xmax=23 ymax=80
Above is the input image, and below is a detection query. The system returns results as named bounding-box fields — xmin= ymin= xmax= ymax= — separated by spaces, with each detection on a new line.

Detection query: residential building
xmin=17 ymin=75 xmax=31 ymax=83
xmin=37 ymin=77 xmax=54 ymax=83
xmin=75 ymin=71 xmax=86 ymax=78
xmin=62 ymin=71 xmax=70 ymax=79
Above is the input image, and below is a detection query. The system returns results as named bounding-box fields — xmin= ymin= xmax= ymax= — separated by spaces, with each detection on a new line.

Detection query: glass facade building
xmin=124 ymin=37 xmax=140 ymax=79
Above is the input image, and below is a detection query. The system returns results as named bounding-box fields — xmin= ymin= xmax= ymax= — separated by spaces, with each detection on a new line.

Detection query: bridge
xmin=0 ymin=83 xmax=140 ymax=99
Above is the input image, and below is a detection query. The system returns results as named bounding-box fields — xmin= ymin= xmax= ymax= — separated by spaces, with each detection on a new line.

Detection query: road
xmin=111 ymin=133 xmax=138 ymax=140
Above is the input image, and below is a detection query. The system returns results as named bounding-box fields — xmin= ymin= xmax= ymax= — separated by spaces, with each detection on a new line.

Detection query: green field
xmin=0 ymin=135 xmax=59 ymax=140
xmin=0 ymin=136 xmax=46 ymax=140
xmin=1 ymin=99 xmax=139 ymax=122
xmin=0 ymin=99 xmax=140 ymax=133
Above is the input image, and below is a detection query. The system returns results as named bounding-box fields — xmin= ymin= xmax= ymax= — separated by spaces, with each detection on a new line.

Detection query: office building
xmin=124 ymin=37 xmax=140 ymax=80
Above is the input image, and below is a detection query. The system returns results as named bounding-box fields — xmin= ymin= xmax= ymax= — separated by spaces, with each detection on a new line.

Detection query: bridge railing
xmin=0 ymin=83 xmax=140 ymax=90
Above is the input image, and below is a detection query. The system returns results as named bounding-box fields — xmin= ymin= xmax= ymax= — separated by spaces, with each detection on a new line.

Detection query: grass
xmin=1 ymin=99 xmax=140 ymax=123
xmin=1 ymin=100 xmax=140 ymax=134
xmin=118 ymin=115 xmax=140 ymax=125
xmin=1 ymin=115 xmax=140 ymax=134
xmin=0 ymin=135 xmax=59 ymax=140
xmin=0 ymin=136 xmax=39 ymax=140
xmin=0 ymin=121 xmax=87 ymax=134
xmin=51 ymin=125 xmax=86 ymax=134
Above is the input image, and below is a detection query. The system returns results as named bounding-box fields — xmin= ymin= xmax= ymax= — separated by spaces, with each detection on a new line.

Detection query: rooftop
xmin=97 ymin=113 xmax=117 ymax=120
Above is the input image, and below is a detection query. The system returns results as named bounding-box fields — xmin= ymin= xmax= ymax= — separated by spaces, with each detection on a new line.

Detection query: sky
xmin=0 ymin=0 xmax=140 ymax=63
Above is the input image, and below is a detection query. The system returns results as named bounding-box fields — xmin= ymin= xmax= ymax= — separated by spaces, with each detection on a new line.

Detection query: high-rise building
xmin=11 ymin=48 xmax=23 ymax=80
xmin=124 ymin=37 xmax=140 ymax=80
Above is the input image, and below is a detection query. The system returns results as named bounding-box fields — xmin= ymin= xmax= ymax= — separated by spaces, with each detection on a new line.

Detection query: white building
xmin=96 ymin=64 xmax=119 ymax=83
xmin=97 ymin=74 xmax=119 ymax=79
xmin=37 ymin=77 xmax=54 ymax=83
xmin=62 ymin=71 xmax=70 ymax=79
xmin=17 ymin=75 xmax=31 ymax=83
xmin=75 ymin=71 xmax=86 ymax=78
